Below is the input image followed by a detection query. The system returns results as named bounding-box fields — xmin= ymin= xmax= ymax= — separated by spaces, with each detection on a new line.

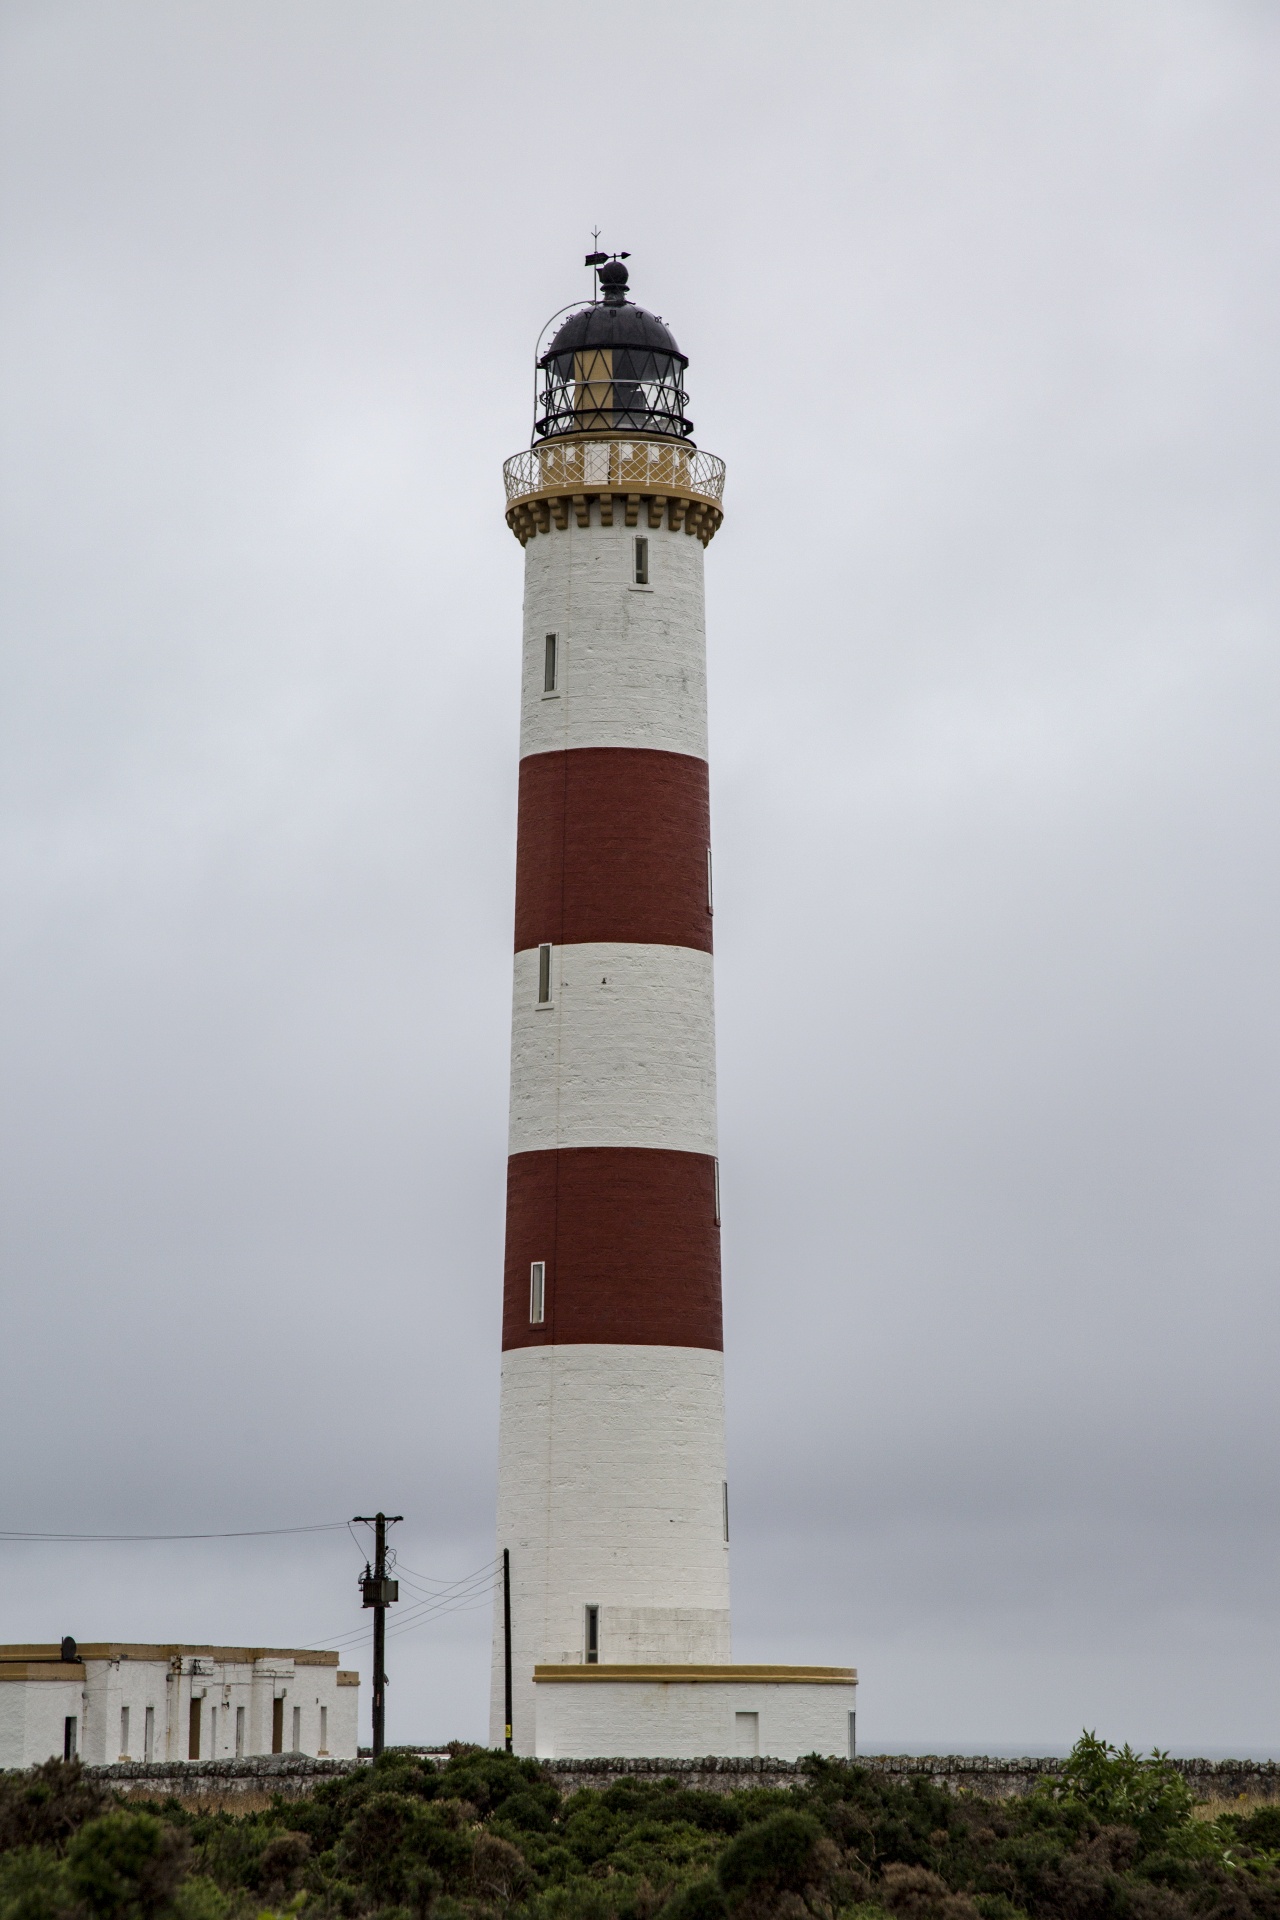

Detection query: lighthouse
xmin=491 ymin=258 xmax=855 ymax=1760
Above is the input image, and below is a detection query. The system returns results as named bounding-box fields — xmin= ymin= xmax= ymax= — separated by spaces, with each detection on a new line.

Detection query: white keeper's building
xmin=0 ymin=1644 xmax=359 ymax=1770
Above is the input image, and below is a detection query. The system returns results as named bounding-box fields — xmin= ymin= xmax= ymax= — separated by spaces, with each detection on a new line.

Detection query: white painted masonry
xmin=490 ymin=1344 xmax=731 ymax=1751
xmin=520 ymin=521 xmax=708 ymax=761
xmin=0 ymin=1668 xmax=83 ymax=1770
xmin=508 ymin=941 xmax=717 ymax=1156
xmin=533 ymin=1670 xmax=858 ymax=1763
xmin=0 ymin=1648 xmax=359 ymax=1770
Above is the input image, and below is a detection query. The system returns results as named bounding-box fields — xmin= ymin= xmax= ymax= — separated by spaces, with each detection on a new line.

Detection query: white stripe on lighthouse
xmin=521 ymin=523 xmax=709 ymax=760
xmin=491 ymin=1341 xmax=731 ymax=1750
xmin=509 ymin=941 xmax=717 ymax=1157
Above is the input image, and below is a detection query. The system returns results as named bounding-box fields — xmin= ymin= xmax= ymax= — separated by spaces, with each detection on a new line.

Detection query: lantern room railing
xmin=504 ymin=439 xmax=726 ymax=508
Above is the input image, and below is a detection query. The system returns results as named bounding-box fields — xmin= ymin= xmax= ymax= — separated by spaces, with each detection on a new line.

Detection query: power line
xmin=0 ymin=1523 xmax=351 ymax=1542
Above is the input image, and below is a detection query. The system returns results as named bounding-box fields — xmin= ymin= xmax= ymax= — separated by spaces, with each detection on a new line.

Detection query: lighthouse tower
xmin=490 ymin=259 xmax=730 ymax=1752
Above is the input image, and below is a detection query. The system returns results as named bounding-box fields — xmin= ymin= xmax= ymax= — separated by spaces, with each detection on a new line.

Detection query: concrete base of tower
xmin=531 ymin=1665 xmax=858 ymax=1762
xmin=490 ymin=1343 xmax=731 ymax=1751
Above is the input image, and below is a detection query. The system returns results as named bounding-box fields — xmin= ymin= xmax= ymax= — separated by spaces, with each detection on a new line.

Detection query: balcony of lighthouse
xmin=503 ymin=439 xmax=726 ymax=547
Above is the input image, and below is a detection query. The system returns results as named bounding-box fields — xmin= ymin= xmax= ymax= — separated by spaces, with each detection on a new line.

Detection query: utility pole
xmin=354 ymin=1512 xmax=402 ymax=1756
xmin=502 ymin=1548 xmax=513 ymax=1753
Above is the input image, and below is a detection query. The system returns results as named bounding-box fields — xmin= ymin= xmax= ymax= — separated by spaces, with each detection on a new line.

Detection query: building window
xmin=235 ymin=1705 xmax=245 ymax=1757
xmin=319 ymin=1705 xmax=328 ymax=1755
xmin=633 ymin=537 xmax=648 ymax=584
xmin=144 ymin=1705 xmax=155 ymax=1762
xmin=292 ymin=1704 xmax=302 ymax=1753
xmin=584 ymin=1605 xmax=599 ymax=1664
xmin=529 ymin=1261 xmax=545 ymax=1325
xmin=63 ymin=1716 xmax=77 ymax=1761
xmin=537 ymin=943 xmax=552 ymax=1005
xmin=714 ymin=1158 xmax=721 ymax=1227
xmin=849 ymin=1710 xmax=857 ymax=1760
xmin=543 ymin=632 xmax=558 ymax=693
xmin=706 ymin=847 xmax=714 ymax=915
xmin=723 ymin=1480 xmax=730 ymax=1542
xmin=188 ymin=1697 xmax=202 ymax=1760
xmin=735 ymin=1711 xmax=760 ymax=1758
xmin=272 ymin=1697 xmax=284 ymax=1754
xmin=119 ymin=1705 xmax=130 ymax=1759
xmin=209 ymin=1705 xmax=217 ymax=1755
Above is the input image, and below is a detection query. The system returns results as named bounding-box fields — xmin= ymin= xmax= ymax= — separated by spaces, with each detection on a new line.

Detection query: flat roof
xmin=534 ymin=1664 xmax=857 ymax=1685
xmin=0 ymin=1645 xmax=341 ymax=1666
xmin=0 ymin=1662 xmax=86 ymax=1683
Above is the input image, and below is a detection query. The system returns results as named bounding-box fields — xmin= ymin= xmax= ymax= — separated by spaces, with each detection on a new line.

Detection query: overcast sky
xmin=2 ymin=0 xmax=1278 ymax=1756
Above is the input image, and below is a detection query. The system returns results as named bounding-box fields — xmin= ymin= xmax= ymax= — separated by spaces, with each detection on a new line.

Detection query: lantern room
xmin=536 ymin=259 xmax=693 ymax=442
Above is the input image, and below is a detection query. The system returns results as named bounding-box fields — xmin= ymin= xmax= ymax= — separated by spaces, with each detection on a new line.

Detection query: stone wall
xmin=82 ymin=1751 xmax=1280 ymax=1805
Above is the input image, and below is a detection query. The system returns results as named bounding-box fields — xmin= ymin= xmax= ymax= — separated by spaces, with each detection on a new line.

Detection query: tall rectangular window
xmin=543 ymin=632 xmax=558 ymax=693
xmin=537 ymin=943 xmax=552 ymax=1005
xmin=723 ymin=1480 xmax=730 ymax=1542
xmin=706 ymin=847 xmax=714 ymax=914
xmin=119 ymin=1705 xmax=130 ymax=1758
xmin=714 ymin=1158 xmax=721 ymax=1227
xmin=63 ymin=1716 xmax=77 ymax=1761
xmin=209 ymin=1705 xmax=217 ymax=1755
xmin=633 ymin=536 xmax=648 ymax=584
xmin=849 ymin=1710 xmax=857 ymax=1760
xmin=144 ymin=1705 xmax=155 ymax=1762
xmin=292 ymin=1704 xmax=301 ymax=1753
xmin=529 ymin=1261 xmax=545 ymax=1325
xmin=271 ymin=1697 xmax=284 ymax=1755
xmin=235 ymin=1705 xmax=245 ymax=1757
xmin=319 ymin=1705 xmax=328 ymax=1754
xmin=188 ymin=1697 xmax=202 ymax=1760
xmin=584 ymin=1605 xmax=599 ymax=1664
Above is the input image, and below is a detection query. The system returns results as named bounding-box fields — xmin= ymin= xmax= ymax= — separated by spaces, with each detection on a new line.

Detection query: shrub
xmin=65 ymin=1813 xmax=188 ymax=1920
xmin=0 ymin=1762 xmax=110 ymax=1853
xmin=716 ymin=1809 xmax=833 ymax=1902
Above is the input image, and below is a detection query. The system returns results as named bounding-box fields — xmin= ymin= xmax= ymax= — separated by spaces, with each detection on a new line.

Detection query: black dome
xmin=540 ymin=302 xmax=686 ymax=369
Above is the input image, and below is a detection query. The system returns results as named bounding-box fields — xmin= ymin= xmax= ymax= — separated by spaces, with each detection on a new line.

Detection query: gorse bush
xmin=0 ymin=1738 xmax=1277 ymax=1920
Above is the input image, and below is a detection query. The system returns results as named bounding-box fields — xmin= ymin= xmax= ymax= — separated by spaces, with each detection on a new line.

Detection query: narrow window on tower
xmin=713 ymin=1158 xmax=721 ymax=1226
xmin=537 ymin=943 xmax=553 ymax=1005
xmin=633 ymin=536 xmax=648 ymax=584
xmin=543 ymin=631 xmax=558 ymax=694
xmin=529 ymin=1261 xmax=545 ymax=1325
xmin=723 ymin=1481 xmax=730 ymax=1542
xmin=706 ymin=847 xmax=714 ymax=915
xmin=584 ymin=1605 xmax=599 ymax=1664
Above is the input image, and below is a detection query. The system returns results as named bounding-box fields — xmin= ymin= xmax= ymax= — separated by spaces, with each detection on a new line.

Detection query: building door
xmin=271 ymin=1696 xmax=284 ymax=1754
xmin=188 ymin=1697 xmax=202 ymax=1760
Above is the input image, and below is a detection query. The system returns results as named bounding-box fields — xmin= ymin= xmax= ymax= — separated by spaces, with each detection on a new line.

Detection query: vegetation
xmin=2 ymin=1735 xmax=1278 ymax=1920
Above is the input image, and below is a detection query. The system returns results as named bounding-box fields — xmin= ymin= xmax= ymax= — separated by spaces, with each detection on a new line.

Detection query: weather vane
xmin=585 ymin=232 xmax=629 ymax=301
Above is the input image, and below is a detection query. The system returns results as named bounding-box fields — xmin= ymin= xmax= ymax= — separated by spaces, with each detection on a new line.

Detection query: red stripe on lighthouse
xmin=503 ymin=1146 xmax=722 ymax=1352
xmin=514 ymin=748 xmax=712 ymax=955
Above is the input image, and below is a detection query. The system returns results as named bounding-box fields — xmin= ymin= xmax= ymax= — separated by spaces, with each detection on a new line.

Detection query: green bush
xmin=2 ymin=1738 xmax=1277 ymax=1920
xmin=65 ymin=1813 xmax=187 ymax=1920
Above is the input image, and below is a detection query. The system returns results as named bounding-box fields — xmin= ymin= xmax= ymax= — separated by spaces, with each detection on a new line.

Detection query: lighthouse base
xmin=531 ymin=1664 xmax=857 ymax=1763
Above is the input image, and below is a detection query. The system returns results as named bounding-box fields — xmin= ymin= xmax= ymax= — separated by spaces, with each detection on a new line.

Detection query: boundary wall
xmin=61 ymin=1753 xmax=1280 ymax=1803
